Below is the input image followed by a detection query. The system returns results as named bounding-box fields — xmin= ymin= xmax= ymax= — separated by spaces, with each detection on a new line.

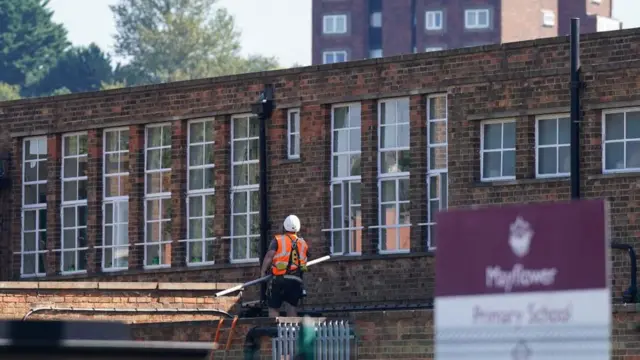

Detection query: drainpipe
xmin=611 ymin=243 xmax=638 ymax=303
xmin=23 ymin=307 xmax=233 ymax=321
xmin=570 ymin=18 xmax=582 ymax=200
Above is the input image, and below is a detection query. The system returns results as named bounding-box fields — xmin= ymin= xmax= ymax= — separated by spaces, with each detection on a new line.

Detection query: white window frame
xmin=101 ymin=128 xmax=130 ymax=272
xmin=424 ymin=94 xmax=448 ymax=251
xmin=542 ymin=10 xmax=555 ymax=27
xmin=535 ymin=114 xmax=570 ymax=178
xmin=184 ymin=118 xmax=216 ymax=266
xmin=465 ymin=9 xmax=490 ymax=29
xmin=426 ymin=47 xmax=444 ymax=52
xmin=370 ymin=12 xmax=382 ymax=27
xmin=20 ymin=136 xmax=48 ymax=278
xmin=480 ymin=119 xmax=516 ymax=182
xmin=323 ymin=14 xmax=347 ymax=34
xmin=143 ymin=123 xmax=172 ymax=269
xmin=59 ymin=132 xmax=89 ymax=275
xmin=229 ymin=114 xmax=260 ymax=263
xmin=287 ymin=109 xmax=301 ymax=160
xmin=602 ymin=107 xmax=640 ymax=174
xmin=323 ymin=51 xmax=348 ymax=64
xmin=324 ymin=103 xmax=363 ymax=256
xmin=425 ymin=10 xmax=443 ymax=30
xmin=374 ymin=98 xmax=411 ymax=254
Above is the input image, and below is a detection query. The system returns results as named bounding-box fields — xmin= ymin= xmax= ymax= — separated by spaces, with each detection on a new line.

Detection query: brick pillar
xmin=171 ymin=120 xmax=187 ymax=267
xmin=409 ymin=95 xmax=428 ymax=253
xmin=46 ymin=134 xmax=61 ymax=275
xmin=86 ymin=129 xmax=102 ymax=274
xmin=9 ymin=138 xmax=22 ymax=280
xmin=128 ymin=125 xmax=145 ymax=270
xmin=518 ymin=115 xmax=535 ymax=179
xmin=213 ymin=115 xmax=231 ymax=264
xmin=360 ymin=100 xmax=379 ymax=255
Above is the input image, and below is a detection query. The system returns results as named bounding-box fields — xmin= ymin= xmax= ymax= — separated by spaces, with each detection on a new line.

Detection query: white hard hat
xmin=283 ymin=215 xmax=301 ymax=233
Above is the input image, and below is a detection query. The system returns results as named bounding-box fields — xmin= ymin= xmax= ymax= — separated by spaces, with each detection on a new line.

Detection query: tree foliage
xmin=110 ymin=0 xmax=279 ymax=83
xmin=29 ymin=43 xmax=114 ymax=95
xmin=0 ymin=83 xmax=21 ymax=101
xmin=0 ymin=0 xmax=69 ymax=87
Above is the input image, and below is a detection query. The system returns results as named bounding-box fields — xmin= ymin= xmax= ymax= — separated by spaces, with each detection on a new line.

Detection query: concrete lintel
xmin=98 ymin=282 xmax=159 ymax=290
xmin=38 ymin=282 xmax=99 ymax=289
xmin=467 ymin=106 xmax=570 ymax=121
xmin=0 ymin=282 xmax=39 ymax=289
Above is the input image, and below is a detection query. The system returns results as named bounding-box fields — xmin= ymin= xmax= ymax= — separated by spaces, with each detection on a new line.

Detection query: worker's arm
xmin=260 ymin=239 xmax=277 ymax=275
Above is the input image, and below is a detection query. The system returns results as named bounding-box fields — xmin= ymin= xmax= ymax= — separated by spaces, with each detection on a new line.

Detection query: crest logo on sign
xmin=509 ymin=216 xmax=533 ymax=258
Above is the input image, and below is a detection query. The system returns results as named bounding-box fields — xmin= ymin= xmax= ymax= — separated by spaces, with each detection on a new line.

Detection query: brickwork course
xmin=0 ymin=26 xmax=640 ymax=358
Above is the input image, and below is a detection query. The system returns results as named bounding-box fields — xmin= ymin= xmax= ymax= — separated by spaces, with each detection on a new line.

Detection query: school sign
xmin=434 ymin=199 xmax=611 ymax=360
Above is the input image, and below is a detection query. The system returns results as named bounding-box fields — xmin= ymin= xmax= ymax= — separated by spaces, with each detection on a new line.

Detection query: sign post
xmin=434 ymin=199 xmax=611 ymax=360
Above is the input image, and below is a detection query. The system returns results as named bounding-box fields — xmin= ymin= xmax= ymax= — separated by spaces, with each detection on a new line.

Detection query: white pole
xmin=214 ymin=255 xmax=332 ymax=297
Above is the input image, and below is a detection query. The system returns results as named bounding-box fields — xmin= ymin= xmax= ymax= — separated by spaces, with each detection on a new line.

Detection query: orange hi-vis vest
xmin=271 ymin=233 xmax=308 ymax=276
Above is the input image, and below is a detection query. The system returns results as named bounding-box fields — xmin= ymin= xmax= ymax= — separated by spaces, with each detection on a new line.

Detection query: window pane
xmin=503 ymin=122 xmax=516 ymax=148
xmin=558 ymin=118 xmax=570 ymax=144
xmin=333 ymin=154 xmax=350 ymax=178
xmin=627 ymin=112 xmax=640 ymax=139
xmin=605 ymin=113 xmax=624 ymax=140
xmin=399 ymin=178 xmax=409 ymax=201
xmin=482 ymin=152 xmax=502 ymax=179
xmin=483 ymin=124 xmax=502 ymax=149
xmin=190 ymin=144 xmax=204 ymax=166
xmin=349 ymin=105 xmax=361 ymax=127
xmin=190 ymin=122 xmax=205 ymax=143
xmin=397 ymin=124 xmax=410 ymax=148
xmin=350 ymin=154 xmax=361 ymax=176
xmin=233 ymin=118 xmax=247 ymax=139
xmin=334 ymin=107 xmax=348 ymax=129
xmin=233 ymin=141 xmax=248 ymax=162
xmin=349 ymin=128 xmax=360 ymax=151
xmin=538 ymin=147 xmax=557 ymax=175
xmin=429 ymin=121 xmax=446 ymax=145
xmin=429 ymin=146 xmax=447 ymax=170
xmin=429 ymin=96 xmax=446 ymax=119
xmin=626 ymin=141 xmax=640 ymax=168
xmin=538 ymin=119 xmax=557 ymax=145
xmin=381 ymin=180 xmax=395 ymax=202
xmin=334 ymin=129 xmax=349 ymax=152
xmin=605 ymin=142 xmax=624 ymax=170
xmin=502 ymin=150 xmax=515 ymax=177
xmin=558 ymin=146 xmax=570 ymax=174
xmin=381 ymin=126 xmax=396 ymax=148
xmin=249 ymin=117 xmax=259 ymax=137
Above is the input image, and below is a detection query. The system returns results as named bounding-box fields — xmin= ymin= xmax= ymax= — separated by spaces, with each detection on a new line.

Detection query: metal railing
xmin=271 ymin=321 xmax=355 ymax=360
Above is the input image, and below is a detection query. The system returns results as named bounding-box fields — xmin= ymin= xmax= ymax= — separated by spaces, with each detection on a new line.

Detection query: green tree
xmin=110 ymin=0 xmax=279 ymax=84
xmin=29 ymin=43 xmax=114 ymax=95
xmin=0 ymin=83 xmax=21 ymax=101
xmin=0 ymin=0 xmax=69 ymax=88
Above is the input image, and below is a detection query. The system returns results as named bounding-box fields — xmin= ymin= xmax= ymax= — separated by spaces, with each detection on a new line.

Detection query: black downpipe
xmin=570 ymin=18 xmax=581 ymax=200
xmin=243 ymin=327 xmax=278 ymax=360
xmin=252 ymin=85 xmax=275 ymax=306
xmin=611 ymin=242 xmax=638 ymax=303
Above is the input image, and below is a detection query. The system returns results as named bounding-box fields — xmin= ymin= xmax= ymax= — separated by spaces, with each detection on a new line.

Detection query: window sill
xmin=473 ymin=176 xmax=569 ymax=187
xmin=280 ymin=157 xmax=302 ymax=165
xmin=588 ymin=172 xmax=640 ymax=180
xmin=328 ymin=251 xmax=434 ymax=263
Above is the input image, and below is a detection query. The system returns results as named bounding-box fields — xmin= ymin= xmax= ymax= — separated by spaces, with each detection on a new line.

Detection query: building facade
xmin=312 ymin=0 xmax=621 ymax=65
xmin=0 ymin=27 xmax=639 ymax=310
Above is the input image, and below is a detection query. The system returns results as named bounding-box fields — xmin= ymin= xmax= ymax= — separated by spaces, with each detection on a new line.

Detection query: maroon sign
xmin=435 ymin=199 xmax=609 ymax=297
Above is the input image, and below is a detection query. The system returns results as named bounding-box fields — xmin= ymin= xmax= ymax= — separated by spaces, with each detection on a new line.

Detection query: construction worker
xmin=260 ymin=214 xmax=310 ymax=317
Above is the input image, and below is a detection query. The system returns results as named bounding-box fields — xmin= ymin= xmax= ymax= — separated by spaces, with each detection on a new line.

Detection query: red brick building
xmin=312 ymin=0 xmax=621 ymax=65
xmin=0 ymin=26 xmax=639 ymax=315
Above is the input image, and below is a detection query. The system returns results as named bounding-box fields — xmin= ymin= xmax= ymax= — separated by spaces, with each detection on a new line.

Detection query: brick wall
xmin=2 ymin=28 xmax=640 ymax=309
xmin=0 ymin=281 xmax=240 ymax=323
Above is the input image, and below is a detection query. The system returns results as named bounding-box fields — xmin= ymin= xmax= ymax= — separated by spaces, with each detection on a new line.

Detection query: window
xmin=21 ymin=137 xmax=47 ymax=277
xmin=323 ymin=14 xmax=347 ymax=34
xmin=426 ymin=47 xmax=444 ymax=52
xmin=465 ymin=9 xmax=490 ymax=29
xmin=542 ymin=10 xmax=555 ymax=27
xmin=327 ymin=104 xmax=362 ymax=255
xmin=287 ymin=109 xmax=300 ymax=159
xmin=536 ymin=115 xmax=570 ymax=178
xmin=60 ymin=133 xmax=88 ymax=274
xmin=377 ymin=98 xmax=411 ymax=253
xmin=186 ymin=119 xmax=216 ymax=265
xmin=144 ymin=124 xmax=172 ymax=268
xmin=481 ymin=120 xmax=515 ymax=181
xmin=323 ymin=51 xmax=348 ymax=64
xmin=103 ymin=128 xmax=130 ymax=271
xmin=230 ymin=115 xmax=260 ymax=262
xmin=425 ymin=95 xmax=448 ymax=250
xmin=369 ymin=49 xmax=383 ymax=58
xmin=370 ymin=12 xmax=382 ymax=27
xmin=603 ymin=109 xmax=640 ymax=173
xmin=426 ymin=11 xmax=443 ymax=30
